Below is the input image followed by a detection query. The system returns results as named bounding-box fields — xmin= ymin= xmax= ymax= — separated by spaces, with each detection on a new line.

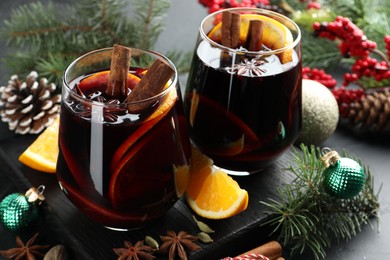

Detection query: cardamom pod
xmin=193 ymin=215 xmax=215 ymax=233
xmin=197 ymin=232 xmax=213 ymax=243
xmin=43 ymin=245 xmax=69 ymax=260
xmin=145 ymin=235 xmax=159 ymax=250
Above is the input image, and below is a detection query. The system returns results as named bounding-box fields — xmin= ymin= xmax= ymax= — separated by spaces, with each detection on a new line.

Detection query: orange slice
xmin=189 ymin=93 xmax=259 ymax=156
xmin=109 ymin=115 xmax=188 ymax=211
xmin=78 ymin=70 xmax=141 ymax=92
xmin=208 ymin=13 xmax=293 ymax=63
xmin=110 ymin=88 xmax=177 ymax=170
xmin=19 ymin=117 xmax=59 ymax=173
xmin=185 ymin=146 xmax=249 ymax=219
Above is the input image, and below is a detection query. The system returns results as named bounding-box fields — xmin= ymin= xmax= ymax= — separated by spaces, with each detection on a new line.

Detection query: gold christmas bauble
xmin=296 ymin=79 xmax=339 ymax=145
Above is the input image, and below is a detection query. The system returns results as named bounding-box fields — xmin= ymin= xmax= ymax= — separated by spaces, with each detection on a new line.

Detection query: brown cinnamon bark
xmin=246 ymin=19 xmax=264 ymax=51
xmin=221 ymin=11 xmax=241 ymax=48
xmin=106 ymin=44 xmax=132 ymax=100
xmin=236 ymin=241 xmax=283 ymax=260
xmin=125 ymin=59 xmax=174 ymax=113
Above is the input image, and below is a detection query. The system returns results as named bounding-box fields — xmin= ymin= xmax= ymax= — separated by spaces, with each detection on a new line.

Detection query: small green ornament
xmin=321 ymin=149 xmax=365 ymax=199
xmin=0 ymin=186 xmax=45 ymax=231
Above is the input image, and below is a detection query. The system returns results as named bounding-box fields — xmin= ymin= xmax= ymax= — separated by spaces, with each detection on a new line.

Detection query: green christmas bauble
xmin=0 ymin=186 xmax=45 ymax=231
xmin=323 ymin=158 xmax=365 ymax=199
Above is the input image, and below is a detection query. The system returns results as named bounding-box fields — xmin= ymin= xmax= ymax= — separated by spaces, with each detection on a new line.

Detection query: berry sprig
xmin=302 ymin=67 xmax=337 ymax=88
xmin=313 ymin=16 xmax=390 ymax=88
xmin=313 ymin=16 xmax=377 ymax=59
xmin=310 ymin=16 xmax=390 ymax=119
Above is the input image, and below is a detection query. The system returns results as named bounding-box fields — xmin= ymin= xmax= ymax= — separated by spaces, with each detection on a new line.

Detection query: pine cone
xmin=0 ymin=71 xmax=61 ymax=134
xmin=347 ymin=88 xmax=390 ymax=133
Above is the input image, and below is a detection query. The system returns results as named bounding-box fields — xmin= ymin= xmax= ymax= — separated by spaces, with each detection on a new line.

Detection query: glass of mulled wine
xmin=57 ymin=46 xmax=191 ymax=230
xmin=184 ymin=8 xmax=302 ymax=175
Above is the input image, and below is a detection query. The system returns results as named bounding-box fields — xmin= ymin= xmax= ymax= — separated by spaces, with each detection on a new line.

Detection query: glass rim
xmin=199 ymin=7 xmax=301 ymax=56
xmin=63 ymin=46 xmax=178 ymax=108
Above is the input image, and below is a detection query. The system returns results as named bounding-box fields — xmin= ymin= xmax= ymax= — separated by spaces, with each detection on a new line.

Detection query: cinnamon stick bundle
xmin=104 ymin=44 xmax=174 ymax=113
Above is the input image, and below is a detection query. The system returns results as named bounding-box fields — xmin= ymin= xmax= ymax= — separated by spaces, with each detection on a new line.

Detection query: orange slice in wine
xmin=173 ymin=164 xmax=190 ymax=197
xmin=109 ymin=119 xmax=185 ymax=209
xmin=190 ymin=93 xmax=259 ymax=156
xmin=78 ymin=70 xmax=141 ymax=92
xmin=110 ymin=88 xmax=177 ymax=171
xmin=208 ymin=14 xmax=294 ymax=64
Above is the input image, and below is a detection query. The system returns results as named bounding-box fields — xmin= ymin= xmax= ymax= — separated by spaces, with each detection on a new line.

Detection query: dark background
xmin=1 ymin=0 xmax=389 ymax=259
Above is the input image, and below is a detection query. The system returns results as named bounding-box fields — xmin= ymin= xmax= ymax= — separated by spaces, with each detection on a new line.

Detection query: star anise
xmin=225 ymin=57 xmax=269 ymax=76
xmin=0 ymin=233 xmax=49 ymax=260
xmin=113 ymin=240 xmax=156 ymax=260
xmin=158 ymin=231 xmax=201 ymax=260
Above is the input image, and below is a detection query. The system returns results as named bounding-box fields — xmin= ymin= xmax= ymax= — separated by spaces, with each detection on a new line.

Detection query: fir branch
xmin=260 ymin=144 xmax=380 ymax=260
xmin=1 ymin=0 xmax=172 ymax=85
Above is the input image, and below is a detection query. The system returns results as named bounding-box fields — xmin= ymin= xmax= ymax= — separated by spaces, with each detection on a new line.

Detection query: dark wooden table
xmin=1 ymin=1 xmax=389 ymax=259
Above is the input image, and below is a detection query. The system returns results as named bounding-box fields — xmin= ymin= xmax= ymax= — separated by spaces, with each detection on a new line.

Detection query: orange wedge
xmin=19 ymin=117 xmax=59 ymax=173
xmin=208 ymin=13 xmax=293 ymax=63
xmin=186 ymin=146 xmax=249 ymax=219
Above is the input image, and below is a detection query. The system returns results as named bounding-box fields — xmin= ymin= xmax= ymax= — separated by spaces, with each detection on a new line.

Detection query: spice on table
xmin=113 ymin=240 xmax=156 ymax=260
xmin=0 ymin=233 xmax=49 ymax=260
xmin=158 ymin=230 xmax=201 ymax=260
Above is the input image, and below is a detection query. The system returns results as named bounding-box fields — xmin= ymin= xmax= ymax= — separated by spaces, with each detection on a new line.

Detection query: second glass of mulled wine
xmin=184 ymin=8 xmax=302 ymax=175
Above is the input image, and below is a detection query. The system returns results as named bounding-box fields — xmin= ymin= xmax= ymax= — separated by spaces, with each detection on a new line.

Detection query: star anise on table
xmin=158 ymin=231 xmax=201 ymax=260
xmin=113 ymin=240 xmax=156 ymax=260
xmin=0 ymin=233 xmax=49 ymax=260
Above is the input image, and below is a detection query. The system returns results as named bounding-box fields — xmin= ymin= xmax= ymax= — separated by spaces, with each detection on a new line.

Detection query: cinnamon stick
xmin=106 ymin=44 xmax=132 ymax=100
xmin=246 ymin=19 xmax=264 ymax=51
xmin=221 ymin=11 xmax=241 ymax=49
xmin=236 ymin=241 xmax=283 ymax=260
xmin=125 ymin=59 xmax=174 ymax=113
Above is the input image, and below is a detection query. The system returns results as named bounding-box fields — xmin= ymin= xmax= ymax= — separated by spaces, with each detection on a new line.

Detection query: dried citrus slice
xmin=208 ymin=13 xmax=293 ymax=63
xmin=18 ymin=117 xmax=59 ymax=173
xmin=78 ymin=70 xmax=141 ymax=92
xmin=186 ymin=146 xmax=249 ymax=219
xmin=110 ymin=88 xmax=178 ymax=170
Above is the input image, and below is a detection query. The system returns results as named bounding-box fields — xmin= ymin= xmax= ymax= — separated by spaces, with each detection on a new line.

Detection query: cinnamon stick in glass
xmin=246 ymin=19 xmax=264 ymax=51
xmin=125 ymin=58 xmax=174 ymax=113
xmin=106 ymin=44 xmax=132 ymax=100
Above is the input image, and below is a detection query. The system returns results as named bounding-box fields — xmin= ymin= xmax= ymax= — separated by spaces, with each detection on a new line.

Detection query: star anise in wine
xmin=158 ymin=231 xmax=201 ymax=260
xmin=225 ymin=57 xmax=269 ymax=76
xmin=0 ymin=233 xmax=49 ymax=260
xmin=113 ymin=240 xmax=156 ymax=260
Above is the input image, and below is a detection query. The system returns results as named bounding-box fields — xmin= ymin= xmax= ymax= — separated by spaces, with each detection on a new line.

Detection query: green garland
xmin=260 ymin=144 xmax=380 ymax=260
